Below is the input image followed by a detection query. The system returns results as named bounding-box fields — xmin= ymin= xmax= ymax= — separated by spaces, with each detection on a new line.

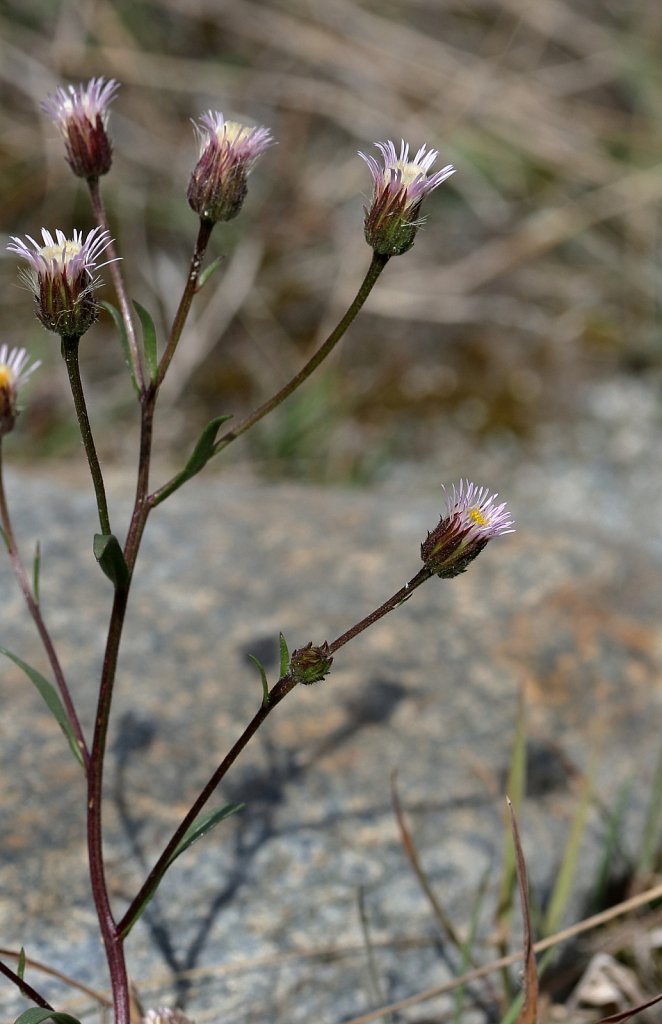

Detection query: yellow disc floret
xmin=468 ymin=505 xmax=489 ymax=528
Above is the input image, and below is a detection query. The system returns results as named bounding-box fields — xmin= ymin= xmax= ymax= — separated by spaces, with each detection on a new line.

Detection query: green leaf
xmin=197 ymin=255 xmax=224 ymax=291
xmin=14 ymin=1009 xmax=82 ymax=1024
xmin=93 ymin=533 xmax=129 ymax=590
xmin=134 ymin=300 xmax=158 ymax=383
xmin=248 ymin=654 xmax=270 ymax=708
xmin=123 ymin=802 xmax=244 ymax=935
xmin=100 ymin=300 xmax=139 ymax=394
xmin=166 ymin=802 xmax=244 ymax=869
xmin=32 ymin=542 xmax=41 ymax=605
xmin=17 ymin=947 xmax=26 ymax=980
xmin=278 ymin=632 xmax=290 ymax=678
xmin=0 ymin=648 xmax=83 ymax=767
xmin=151 ymin=415 xmax=233 ymax=507
xmin=0 ymin=524 xmax=8 ymax=551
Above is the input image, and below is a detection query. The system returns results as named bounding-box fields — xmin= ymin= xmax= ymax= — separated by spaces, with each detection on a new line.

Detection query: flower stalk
xmin=61 ymin=334 xmax=112 ymax=536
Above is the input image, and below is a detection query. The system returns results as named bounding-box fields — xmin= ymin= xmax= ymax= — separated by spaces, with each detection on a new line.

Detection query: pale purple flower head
xmin=142 ymin=1009 xmax=195 ymax=1024
xmin=0 ymin=345 xmax=41 ymax=437
xmin=359 ymin=139 xmax=455 ymax=255
xmin=187 ymin=111 xmax=274 ymax=223
xmin=421 ymin=480 xmax=514 ymax=578
xmin=42 ymin=77 xmax=119 ymax=178
xmin=8 ymin=228 xmax=114 ymax=338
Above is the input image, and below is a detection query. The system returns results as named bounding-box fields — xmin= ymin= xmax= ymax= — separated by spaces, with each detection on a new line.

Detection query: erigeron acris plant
xmin=0 ymin=77 xmax=513 ymax=1024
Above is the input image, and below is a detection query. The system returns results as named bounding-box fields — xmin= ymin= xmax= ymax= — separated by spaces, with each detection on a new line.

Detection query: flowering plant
xmin=0 ymin=78 xmax=512 ymax=1024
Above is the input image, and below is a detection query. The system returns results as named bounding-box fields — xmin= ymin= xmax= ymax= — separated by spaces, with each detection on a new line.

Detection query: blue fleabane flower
xmin=42 ymin=77 xmax=119 ymax=179
xmin=187 ymin=111 xmax=274 ymax=224
xmin=421 ymin=480 xmax=514 ymax=578
xmin=0 ymin=345 xmax=41 ymax=437
xmin=359 ymin=139 xmax=455 ymax=255
xmin=8 ymin=228 xmax=114 ymax=338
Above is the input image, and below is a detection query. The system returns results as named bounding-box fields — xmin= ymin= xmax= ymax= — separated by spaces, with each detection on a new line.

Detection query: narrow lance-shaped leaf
xmin=248 ymin=654 xmax=270 ymax=708
xmin=151 ymin=415 xmax=233 ymax=507
xmin=134 ymin=301 xmax=158 ymax=384
xmin=17 ymin=947 xmax=26 ymax=981
xmin=0 ymin=648 xmax=83 ymax=767
xmin=123 ymin=802 xmax=244 ymax=935
xmin=93 ymin=533 xmax=129 ymax=590
xmin=100 ymin=300 xmax=139 ymax=394
xmin=278 ymin=632 xmax=290 ymax=678
xmin=167 ymin=803 xmax=244 ymax=868
xmin=196 ymin=255 xmax=224 ymax=292
xmin=14 ymin=1010 xmax=83 ymax=1024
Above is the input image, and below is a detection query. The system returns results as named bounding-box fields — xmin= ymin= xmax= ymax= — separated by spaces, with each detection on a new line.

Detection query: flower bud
xmin=41 ymin=77 xmax=119 ymax=179
xmin=359 ymin=139 xmax=455 ymax=256
xmin=7 ymin=228 xmax=114 ymax=338
xmin=290 ymin=642 xmax=333 ymax=685
xmin=0 ymin=345 xmax=40 ymax=437
xmin=421 ymin=480 xmax=514 ymax=578
xmin=187 ymin=111 xmax=273 ymax=223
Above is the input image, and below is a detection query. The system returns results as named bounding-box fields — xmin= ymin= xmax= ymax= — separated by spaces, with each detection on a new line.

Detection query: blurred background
xmin=1 ymin=0 xmax=661 ymax=482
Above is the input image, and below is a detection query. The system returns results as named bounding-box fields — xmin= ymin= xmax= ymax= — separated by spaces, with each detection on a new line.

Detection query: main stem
xmin=83 ymin=216 xmax=211 ymax=1024
xmin=61 ymin=335 xmax=112 ymax=536
xmin=85 ymin=396 xmax=155 ymax=1024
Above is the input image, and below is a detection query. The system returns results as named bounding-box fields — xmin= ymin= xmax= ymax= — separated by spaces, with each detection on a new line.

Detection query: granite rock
xmin=0 ymin=452 xmax=661 ymax=1023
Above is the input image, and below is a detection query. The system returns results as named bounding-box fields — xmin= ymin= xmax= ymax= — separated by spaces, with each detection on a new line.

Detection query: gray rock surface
xmin=1 ymin=424 xmax=661 ymax=1022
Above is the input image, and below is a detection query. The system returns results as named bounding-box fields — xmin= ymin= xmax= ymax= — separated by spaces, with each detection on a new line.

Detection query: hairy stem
xmin=61 ymin=335 xmax=111 ymax=536
xmin=213 ymin=251 xmax=389 ymax=454
xmin=329 ymin=566 xmax=433 ymax=654
xmin=0 ymin=957 xmax=53 ymax=1010
xmin=0 ymin=442 xmax=89 ymax=768
xmin=148 ymin=250 xmax=390 ymax=507
xmin=120 ymin=559 xmax=432 ymax=939
xmin=119 ymin=672 xmax=298 ymax=938
xmin=156 ymin=218 xmax=214 ymax=388
xmin=88 ymin=177 xmax=145 ymax=391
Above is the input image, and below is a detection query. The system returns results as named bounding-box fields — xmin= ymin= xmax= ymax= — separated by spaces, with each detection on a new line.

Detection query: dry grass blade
xmin=337 ymin=879 xmax=662 ymax=1024
xmin=357 ymin=888 xmax=391 ymax=1024
xmin=594 ymin=990 xmax=662 ymax=1023
xmin=390 ymin=771 xmax=465 ymax=953
xmin=507 ymin=797 xmax=538 ymax=1024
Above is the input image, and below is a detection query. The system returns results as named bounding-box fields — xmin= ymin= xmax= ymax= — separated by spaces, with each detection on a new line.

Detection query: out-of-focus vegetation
xmin=1 ymin=0 xmax=661 ymax=479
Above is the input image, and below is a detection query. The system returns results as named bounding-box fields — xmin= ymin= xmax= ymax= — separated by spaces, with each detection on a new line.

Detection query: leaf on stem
xmin=278 ymin=632 xmax=290 ymax=678
xmin=100 ymin=300 xmax=139 ymax=394
xmin=166 ymin=803 xmax=245 ymax=869
xmin=248 ymin=654 xmax=270 ymax=708
xmin=151 ymin=415 xmax=232 ymax=507
xmin=134 ymin=301 xmax=158 ymax=384
xmin=0 ymin=648 xmax=83 ymax=767
xmin=14 ymin=1011 xmax=83 ymax=1024
xmin=196 ymin=256 xmax=224 ymax=292
xmin=17 ymin=948 xmax=25 ymax=981
xmin=93 ymin=533 xmax=129 ymax=589
xmin=124 ymin=802 xmax=244 ymax=934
